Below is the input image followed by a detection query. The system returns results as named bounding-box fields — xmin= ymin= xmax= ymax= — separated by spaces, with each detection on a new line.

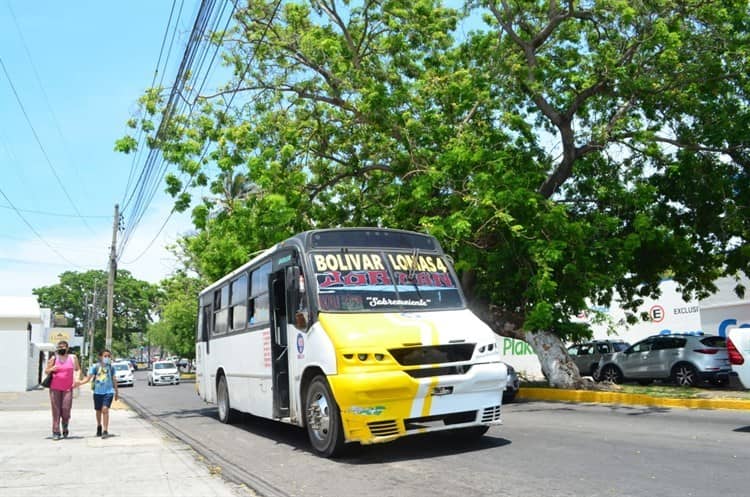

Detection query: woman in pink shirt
xmin=44 ymin=340 xmax=81 ymax=440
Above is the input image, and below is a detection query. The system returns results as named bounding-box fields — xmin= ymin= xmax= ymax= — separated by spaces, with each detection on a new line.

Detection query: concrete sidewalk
xmin=0 ymin=388 xmax=254 ymax=497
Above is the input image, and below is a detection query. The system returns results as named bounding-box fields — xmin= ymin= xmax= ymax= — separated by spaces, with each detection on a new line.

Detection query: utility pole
xmin=106 ymin=203 xmax=119 ymax=351
xmin=88 ymin=286 xmax=98 ymax=367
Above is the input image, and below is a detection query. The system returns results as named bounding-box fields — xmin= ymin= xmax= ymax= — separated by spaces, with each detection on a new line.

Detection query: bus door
xmin=196 ymin=303 xmax=212 ymax=401
xmin=270 ymin=270 xmax=290 ymax=418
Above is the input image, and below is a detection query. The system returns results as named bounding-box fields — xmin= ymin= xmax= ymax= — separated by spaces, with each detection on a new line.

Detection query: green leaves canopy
xmin=120 ymin=0 xmax=749 ymax=345
xmin=32 ymin=270 xmax=158 ymax=357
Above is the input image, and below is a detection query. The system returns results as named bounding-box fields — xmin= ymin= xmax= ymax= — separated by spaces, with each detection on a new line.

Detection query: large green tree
xmin=119 ymin=0 xmax=750 ymax=387
xmin=33 ymin=270 xmax=159 ymax=358
xmin=148 ymin=271 xmax=204 ymax=359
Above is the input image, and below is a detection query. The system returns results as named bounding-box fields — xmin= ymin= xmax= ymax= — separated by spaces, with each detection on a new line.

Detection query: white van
xmin=727 ymin=327 xmax=750 ymax=389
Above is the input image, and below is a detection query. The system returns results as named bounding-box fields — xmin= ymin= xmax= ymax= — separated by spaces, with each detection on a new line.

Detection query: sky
xmin=0 ymin=1 xmax=202 ymax=296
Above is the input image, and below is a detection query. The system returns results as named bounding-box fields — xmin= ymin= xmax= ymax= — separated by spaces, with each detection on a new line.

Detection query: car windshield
xmin=155 ymin=362 xmax=175 ymax=369
xmin=310 ymin=250 xmax=464 ymax=312
xmin=612 ymin=343 xmax=629 ymax=352
xmin=113 ymin=364 xmax=129 ymax=371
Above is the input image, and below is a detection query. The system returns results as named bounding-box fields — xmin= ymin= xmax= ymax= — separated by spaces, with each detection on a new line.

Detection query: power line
xmin=0 ymin=56 xmax=96 ymax=235
xmin=121 ymin=0 xmax=186 ymax=209
xmin=121 ymin=0 xmax=285 ymax=265
xmin=119 ymin=0 xmax=219 ymax=229
xmin=119 ymin=0 xmax=236 ymax=259
xmin=6 ymin=2 xmax=92 ymax=201
xmin=0 ymin=203 xmax=109 ymax=218
xmin=0 ymin=186 xmax=83 ymax=268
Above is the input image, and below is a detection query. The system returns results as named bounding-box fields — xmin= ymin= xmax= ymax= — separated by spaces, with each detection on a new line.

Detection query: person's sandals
xmin=102 ymin=430 xmax=109 ymax=439
xmin=96 ymin=425 xmax=102 ymax=437
xmin=52 ymin=432 xmax=61 ymax=441
xmin=62 ymin=424 xmax=69 ymax=438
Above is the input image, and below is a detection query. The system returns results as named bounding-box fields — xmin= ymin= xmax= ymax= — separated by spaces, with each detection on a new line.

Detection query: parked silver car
xmin=597 ymin=334 xmax=731 ymax=387
xmin=503 ymin=362 xmax=520 ymax=402
xmin=568 ymin=340 xmax=630 ymax=380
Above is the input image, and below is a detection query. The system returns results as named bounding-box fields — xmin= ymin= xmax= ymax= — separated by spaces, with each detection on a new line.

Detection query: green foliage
xmin=149 ymin=272 xmax=204 ymax=358
xmin=33 ymin=270 xmax=158 ymax=357
xmin=118 ymin=0 xmax=749 ymax=349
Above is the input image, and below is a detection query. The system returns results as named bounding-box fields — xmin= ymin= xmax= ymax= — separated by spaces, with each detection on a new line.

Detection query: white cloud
xmin=0 ymin=200 xmax=194 ymax=296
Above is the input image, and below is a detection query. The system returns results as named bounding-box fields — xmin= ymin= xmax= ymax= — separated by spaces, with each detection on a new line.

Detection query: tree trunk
xmin=467 ymin=294 xmax=596 ymax=390
xmin=524 ymin=330 xmax=592 ymax=389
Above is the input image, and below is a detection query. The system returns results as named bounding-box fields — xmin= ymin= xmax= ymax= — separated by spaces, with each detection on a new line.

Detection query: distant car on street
xmin=568 ymin=340 xmax=630 ymax=380
xmin=597 ymin=334 xmax=731 ymax=387
xmin=148 ymin=361 xmax=180 ymax=386
xmin=112 ymin=361 xmax=134 ymax=387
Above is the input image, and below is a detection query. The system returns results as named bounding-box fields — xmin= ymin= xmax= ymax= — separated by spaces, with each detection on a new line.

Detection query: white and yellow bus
xmin=195 ymin=227 xmax=507 ymax=457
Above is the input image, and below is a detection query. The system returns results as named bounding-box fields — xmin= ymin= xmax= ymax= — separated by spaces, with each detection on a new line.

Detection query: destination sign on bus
xmin=312 ymin=252 xmax=448 ymax=273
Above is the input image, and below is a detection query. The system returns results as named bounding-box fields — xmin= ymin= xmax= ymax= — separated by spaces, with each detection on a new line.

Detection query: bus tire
xmin=305 ymin=375 xmax=345 ymax=458
xmin=217 ymin=375 xmax=234 ymax=424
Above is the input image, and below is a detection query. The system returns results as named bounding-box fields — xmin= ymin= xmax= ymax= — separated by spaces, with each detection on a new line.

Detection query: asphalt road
xmin=121 ymin=371 xmax=750 ymax=497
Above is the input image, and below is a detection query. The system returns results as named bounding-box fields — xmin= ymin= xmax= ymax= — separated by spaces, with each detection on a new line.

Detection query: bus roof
xmin=198 ymin=227 xmax=442 ymax=296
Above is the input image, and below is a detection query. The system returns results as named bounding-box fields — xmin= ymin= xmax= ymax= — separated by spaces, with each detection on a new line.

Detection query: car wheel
xmin=305 ymin=375 xmax=345 ymax=458
xmin=217 ymin=375 xmax=233 ymax=424
xmin=672 ymin=363 xmax=698 ymax=387
xmin=601 ymin=365 xmax=623 ymax=384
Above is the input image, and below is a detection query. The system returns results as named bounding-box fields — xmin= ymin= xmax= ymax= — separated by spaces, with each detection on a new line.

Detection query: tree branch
xmin=318 ymin=0 xmax=361 ymax=69
xmin=307 ymin=164 xmax=393 ymax=201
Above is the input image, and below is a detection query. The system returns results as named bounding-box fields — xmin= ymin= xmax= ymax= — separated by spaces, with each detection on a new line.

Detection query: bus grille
xmin=404 ymin=410 xmax=477 ymax=431
xmin=389 ymin=344 xmax=475 ymax=366
xmin=368 ymin=420 xmax=400 ymax=437
xmin=481 ymin=405 xmax=502 ymax=423
xmin=405 ymin=365 xmax=472 ymax=378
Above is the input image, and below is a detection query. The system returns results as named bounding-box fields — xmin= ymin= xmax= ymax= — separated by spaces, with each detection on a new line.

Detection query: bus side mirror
xmin=286 ymin=266 xmax=309 ymax=329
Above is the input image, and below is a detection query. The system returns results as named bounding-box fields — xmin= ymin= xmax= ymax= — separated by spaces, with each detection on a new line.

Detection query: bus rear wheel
xmin=305 ymin=375 xmax=345 ymax=458
xmin=217 ymin=375 xmax=233 ymax=424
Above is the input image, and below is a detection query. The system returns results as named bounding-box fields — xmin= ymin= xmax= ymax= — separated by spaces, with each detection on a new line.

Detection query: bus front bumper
xmin=328 ymin=361 xmax=506 ymax=444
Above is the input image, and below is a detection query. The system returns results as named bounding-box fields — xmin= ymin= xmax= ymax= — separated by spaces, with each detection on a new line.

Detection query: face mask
xmin=103 ymin=357 xmax=111 ymax=365
xmin=57 ymin=349 xmax=67 ymax=355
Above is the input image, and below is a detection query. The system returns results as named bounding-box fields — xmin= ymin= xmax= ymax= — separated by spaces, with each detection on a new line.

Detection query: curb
xmin=517 ymin=387 xmax=750 ymax=410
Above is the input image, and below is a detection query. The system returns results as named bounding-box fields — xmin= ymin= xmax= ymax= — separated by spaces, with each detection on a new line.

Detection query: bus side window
xmin=248 ymin=261 xmax=272 ymax=326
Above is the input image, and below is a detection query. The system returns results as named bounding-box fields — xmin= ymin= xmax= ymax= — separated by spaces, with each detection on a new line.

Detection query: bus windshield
xmin=310 ymin=250 xmax=464 ymax=312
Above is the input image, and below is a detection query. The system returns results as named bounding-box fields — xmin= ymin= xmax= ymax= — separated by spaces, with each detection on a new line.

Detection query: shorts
xmin=93 ymin=393 xmax=114 ymax=410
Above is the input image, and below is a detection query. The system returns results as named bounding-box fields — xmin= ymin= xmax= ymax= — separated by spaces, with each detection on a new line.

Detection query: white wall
xmin=498 ymin=336 xmax=544 ymax=380
xmin=0 ymin=330 xmax=29 ymax=392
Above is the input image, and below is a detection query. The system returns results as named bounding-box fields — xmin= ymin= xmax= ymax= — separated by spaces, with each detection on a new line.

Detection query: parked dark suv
xmin=596 ymin=334 xmax=731 ymax=387
xmin=568 ymin=340 xmax=630 ymax=380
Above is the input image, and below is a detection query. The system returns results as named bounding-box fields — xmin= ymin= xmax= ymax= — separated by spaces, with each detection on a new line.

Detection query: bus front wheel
xmin=305 ymin=376 xmax=345 ymax=457
xmin=217 ymin=375 xmax=234 ymax=424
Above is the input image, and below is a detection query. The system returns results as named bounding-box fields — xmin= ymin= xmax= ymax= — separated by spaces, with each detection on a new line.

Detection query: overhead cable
xmin=121 ymin=0 xmax=285 ymax=265
xmin=0 ymin=56 xmax=97 ymax=235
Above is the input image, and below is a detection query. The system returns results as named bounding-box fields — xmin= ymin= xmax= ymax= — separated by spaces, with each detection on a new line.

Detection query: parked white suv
xmin=728 ymin=328 xmax=750 ymax=389
xmin=147 ymin=361 xmax=180 ymax=386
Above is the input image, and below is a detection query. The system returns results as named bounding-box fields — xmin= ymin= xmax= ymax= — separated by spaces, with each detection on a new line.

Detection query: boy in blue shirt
xmin=77 ymin=349 xmax=119 ymax=438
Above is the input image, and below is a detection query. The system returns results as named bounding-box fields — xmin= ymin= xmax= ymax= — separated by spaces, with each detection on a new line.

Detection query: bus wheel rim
xmin=308 ymin=390 xmax=331 ymax=442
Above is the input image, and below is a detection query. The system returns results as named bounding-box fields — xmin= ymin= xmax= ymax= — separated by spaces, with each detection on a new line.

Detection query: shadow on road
xmin=228 ymin=410 xmax=512 ymax=463
xmin=733 ymin=426 xmax=750 ymax=433
xmin=151 ymin=406 xmax=512 ymax=462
